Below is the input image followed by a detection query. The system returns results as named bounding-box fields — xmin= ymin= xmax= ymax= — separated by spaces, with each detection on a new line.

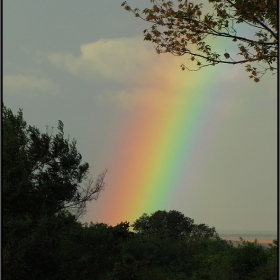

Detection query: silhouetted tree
xmin=3 ymin=104 xmax=107 ymax=280
xmin=3 ymin=104 xmax=106 ymax=220
xmin=133 ymin=210 xmax=217 ymax=240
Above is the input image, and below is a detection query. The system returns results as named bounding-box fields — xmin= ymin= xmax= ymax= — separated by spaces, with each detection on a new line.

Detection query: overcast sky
xmin=3 ymin=0 xmax=277 ymax=233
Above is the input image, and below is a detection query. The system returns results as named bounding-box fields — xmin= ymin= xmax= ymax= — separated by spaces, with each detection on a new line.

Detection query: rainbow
xmin=87 ymin=18 xmax=252 ymax=226
xmin=91 ymin=55 xmax=229 ymax=226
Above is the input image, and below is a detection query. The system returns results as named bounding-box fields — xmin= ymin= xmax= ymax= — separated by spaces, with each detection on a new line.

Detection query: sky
xmin=3 ymin=0 xmax=277 ymax=233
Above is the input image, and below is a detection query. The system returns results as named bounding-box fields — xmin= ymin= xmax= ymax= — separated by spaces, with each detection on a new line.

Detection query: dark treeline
xmin=3 ymin=210 xmax=278 ymax=280
xmin=3 ymin=105 xmax=278 ymax=280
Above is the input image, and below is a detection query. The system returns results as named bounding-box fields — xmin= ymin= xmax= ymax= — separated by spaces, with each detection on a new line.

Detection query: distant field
xmin=221 ymin=237 xmax=276 ymax=242
xmin=221 ymin=236 xmax=277 ymax=248
xmin=218 ymin=231 xmax=277 ymax=247
xmin=219 ymin=231 xmax=277 ymax=241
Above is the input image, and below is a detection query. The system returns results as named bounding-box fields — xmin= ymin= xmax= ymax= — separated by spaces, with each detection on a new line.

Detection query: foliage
xmin=133 ymin=210 xmax=219 ymax=240
xmin=3 ymin=104 xmax=107 ymax=220
xmin=3 ymin=206 xmax=278 ymax=279
xmin=122 ymin=0 xmax=278 ymax=82
xmin=232 ymin=238 xmax=268 ymax=277
xmin=188 ymin=237 xmax=278 ymax=280
xmin=3 ymin=211 xmax=79 ymax=280
xmin=3 ymin=105 xmax=107 ymax=280
xmin=190 ymin=223 xmax=219 ymax=240
xmin=253 ymin=239 xmax=278 ymax=280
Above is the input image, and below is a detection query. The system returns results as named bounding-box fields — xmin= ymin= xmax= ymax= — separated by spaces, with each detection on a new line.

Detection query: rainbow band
xmin=94 ymin=65 xmax=222 ymax=226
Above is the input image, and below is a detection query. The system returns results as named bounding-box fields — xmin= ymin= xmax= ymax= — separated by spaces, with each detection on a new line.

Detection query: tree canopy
xmin=3 ymin=105 xmax=109 ymax=279
xmin=122 ymin=0 xmax=278 ymax=82
xmin=3 ymin=105 xmax=107 ymax=220
xmin=133 ymin=210 xmax=219 ymax=240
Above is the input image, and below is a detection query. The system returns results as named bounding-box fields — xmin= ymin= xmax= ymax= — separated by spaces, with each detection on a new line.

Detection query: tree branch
xmin=224 ymin=0 xmax=278 ymax=39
